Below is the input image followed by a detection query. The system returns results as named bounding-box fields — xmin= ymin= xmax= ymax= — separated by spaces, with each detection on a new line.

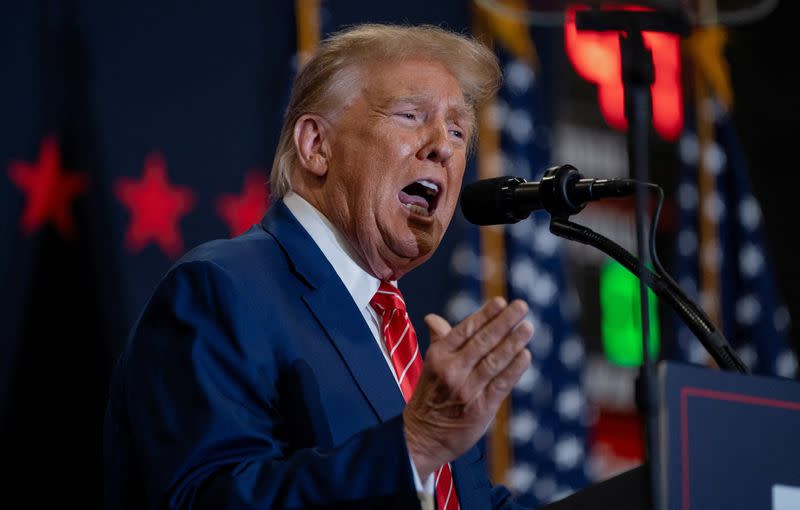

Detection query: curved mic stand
xmin=548 ymin=215 xmax=749 ymax=373
xmin=548 ymin=212 xmax=748 ymax=510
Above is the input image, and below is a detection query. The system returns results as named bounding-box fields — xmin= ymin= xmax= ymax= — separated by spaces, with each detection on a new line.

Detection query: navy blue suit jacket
xmin=104 ymin=201 xmax=524 ymax=509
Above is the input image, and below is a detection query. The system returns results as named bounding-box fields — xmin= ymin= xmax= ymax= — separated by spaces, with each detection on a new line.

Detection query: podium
xmin=539 ymin=361 xmax=800 ymax=510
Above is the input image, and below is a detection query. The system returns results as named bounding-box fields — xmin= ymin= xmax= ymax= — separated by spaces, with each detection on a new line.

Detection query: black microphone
xmin=460 ymin=164 xmax=636 ymax=225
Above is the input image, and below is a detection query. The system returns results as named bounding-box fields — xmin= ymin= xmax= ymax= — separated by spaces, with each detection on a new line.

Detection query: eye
xmin=450 ymin=129 xmax=464 ymax=139
xmin=398 ymin=112 xmax=417 ymax=121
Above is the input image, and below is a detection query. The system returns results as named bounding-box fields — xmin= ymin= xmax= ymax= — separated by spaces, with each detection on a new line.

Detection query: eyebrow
xmin=389 ymin=95 xmax=471 ymax=123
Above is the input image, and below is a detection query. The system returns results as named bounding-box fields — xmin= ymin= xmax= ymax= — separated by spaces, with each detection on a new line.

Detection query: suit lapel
xmin=303 ymin=277 xmax=406 ymax=422
xmin=262 ymin=201 xmax=405 ymax=423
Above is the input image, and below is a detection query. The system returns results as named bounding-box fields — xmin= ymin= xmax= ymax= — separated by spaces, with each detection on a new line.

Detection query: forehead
xmin=361 ymin=58 xmax=468 ymax=113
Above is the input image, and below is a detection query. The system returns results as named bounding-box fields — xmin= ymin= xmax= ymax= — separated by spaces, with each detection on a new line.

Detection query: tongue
xmin=399 ymin=190 xmax=429 ymax=210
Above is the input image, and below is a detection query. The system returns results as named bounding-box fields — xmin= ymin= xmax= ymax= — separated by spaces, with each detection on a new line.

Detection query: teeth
xmin=417 ymin=180 xmax=439 ymax=193
xmin=403 ymin=203 xmax=432 ymax=217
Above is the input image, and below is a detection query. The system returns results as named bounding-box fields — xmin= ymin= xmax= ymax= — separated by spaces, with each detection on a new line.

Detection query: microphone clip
xmin=537 ymin=164 xmax=587 ymax=218
xmin=494 ymin=165 xmax=586 ymax=223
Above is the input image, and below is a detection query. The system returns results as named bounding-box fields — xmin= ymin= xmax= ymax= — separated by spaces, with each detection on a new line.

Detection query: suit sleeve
xmin=491 ymin=485 xmax=532 ymax=510
xmin=114 ymin=260 xmax=421 ymax=509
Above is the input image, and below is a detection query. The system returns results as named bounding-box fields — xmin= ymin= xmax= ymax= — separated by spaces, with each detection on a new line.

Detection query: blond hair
xmin=269 ymin=23 xmax=501 ymax=199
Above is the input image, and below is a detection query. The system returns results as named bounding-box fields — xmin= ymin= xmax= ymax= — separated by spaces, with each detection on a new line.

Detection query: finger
xmin=424 ymin=314 xmax=452 ymax=343
xmin=484 ymin=348 xmax=532 ymax=406
xmin=440 ymin=296 xmax=507 ymax=350
xmin=461 ymin=318 xmax=533 ymax=397
xmin=477 ymin=319 xmax=533 ymax=380
xmin=457 ymin=299 xmax=529 ymax=368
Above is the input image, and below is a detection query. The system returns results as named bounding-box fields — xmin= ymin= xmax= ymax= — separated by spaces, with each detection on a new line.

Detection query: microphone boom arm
xmin=549 ymin=216 xmax=749 ymax=374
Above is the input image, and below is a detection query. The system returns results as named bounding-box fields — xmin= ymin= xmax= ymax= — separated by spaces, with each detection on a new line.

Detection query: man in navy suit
xmin=105 ymin=24 xmax=534 ymax=509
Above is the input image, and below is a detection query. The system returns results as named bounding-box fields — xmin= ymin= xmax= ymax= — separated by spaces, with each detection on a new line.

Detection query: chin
xmin=411 ymin=232 xmax=435 ymax=259
xmin=379 ymin=237 xmax=432 ymax=279
xmin=377 ymin=215 xmax=444 ymax=276
xmin=411 ymin=217 xmax=444 ymax=254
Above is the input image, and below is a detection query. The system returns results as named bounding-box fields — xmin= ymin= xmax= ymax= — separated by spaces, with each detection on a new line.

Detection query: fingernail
xmin=490 ymin=296 xmax=507 ymax=312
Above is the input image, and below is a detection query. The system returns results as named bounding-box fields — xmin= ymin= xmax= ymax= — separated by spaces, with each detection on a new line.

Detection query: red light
xmin=565 ymin=5 xmax=683 ymax=141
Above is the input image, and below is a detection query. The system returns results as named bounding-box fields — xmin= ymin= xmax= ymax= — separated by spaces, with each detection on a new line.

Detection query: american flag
xmin=444 ymin=39 xmax=590 ymax=506
xmin=672 ymin=97 xmax=797 ymax=379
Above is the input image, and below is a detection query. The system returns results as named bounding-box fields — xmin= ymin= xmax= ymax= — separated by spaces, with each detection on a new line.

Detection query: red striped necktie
xmin=370 ymin=281 xmax=460 ymax=510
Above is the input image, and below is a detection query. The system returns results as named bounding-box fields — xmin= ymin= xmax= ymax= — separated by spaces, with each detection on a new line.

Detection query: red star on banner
xmin=114 ymin=152 xmax=196 ymax=259
xmin=7 ymin=136 xmax=88 ymax=239
xmin=215 ymin=171 xmax=270 ymax=237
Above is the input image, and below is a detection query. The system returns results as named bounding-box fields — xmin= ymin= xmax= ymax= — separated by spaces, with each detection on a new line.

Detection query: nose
xmin=416 ymin=124 xmax=454 ymax=165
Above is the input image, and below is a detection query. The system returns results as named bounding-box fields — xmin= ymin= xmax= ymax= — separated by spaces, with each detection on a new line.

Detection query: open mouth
xmin=398 ymin=179 xmax=440 ymax=217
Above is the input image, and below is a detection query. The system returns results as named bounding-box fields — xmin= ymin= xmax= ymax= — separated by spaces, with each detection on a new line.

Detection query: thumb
xmin=424 ymin=313 xmax=452 ymax=343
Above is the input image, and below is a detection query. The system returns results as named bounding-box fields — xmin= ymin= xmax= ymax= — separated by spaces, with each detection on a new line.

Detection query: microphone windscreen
xmin=459 ymin=177 xmax=517 ymax=226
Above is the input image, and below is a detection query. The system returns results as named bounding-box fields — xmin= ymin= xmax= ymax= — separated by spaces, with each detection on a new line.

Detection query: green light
xmin=599 ymin=259 xmax=660 ymax=366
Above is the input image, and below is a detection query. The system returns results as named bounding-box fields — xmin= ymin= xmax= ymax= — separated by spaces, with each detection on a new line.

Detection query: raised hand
xmin=403 ymin=297 xmax=534 ymax=479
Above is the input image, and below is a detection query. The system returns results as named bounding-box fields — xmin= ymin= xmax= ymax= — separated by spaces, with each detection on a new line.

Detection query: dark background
xmin=1 ymin=0 xmax=797 ymax=506
xmin=728 ymin=0 xmax=800 ymax=355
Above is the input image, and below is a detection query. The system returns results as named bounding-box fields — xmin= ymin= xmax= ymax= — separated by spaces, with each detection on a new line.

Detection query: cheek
xmin=376 ymin=123 xmax=419 ymax=156
xmin=444 ymin=166 xmax=466 ymax=206
xmin=451 ymin=166 xmax=465 ymax=189
xmin=440 ymin=192 xmax=459 ymax=220
xmin=395 ymin=141 xmax=415 ymax=159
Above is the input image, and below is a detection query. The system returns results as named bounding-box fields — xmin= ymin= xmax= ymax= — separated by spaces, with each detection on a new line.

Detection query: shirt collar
xmin=283 ymin=191 xmax=382 ymax=311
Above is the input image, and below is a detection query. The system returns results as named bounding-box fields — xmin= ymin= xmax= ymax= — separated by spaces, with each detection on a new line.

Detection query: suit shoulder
xmin=170 ymin=224 xmax=287 ymax=281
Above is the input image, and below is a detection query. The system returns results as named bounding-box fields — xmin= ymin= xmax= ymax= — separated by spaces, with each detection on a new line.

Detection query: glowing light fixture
xmin=600 ymin=259 xmax=660 ymax=366
xmin=565 ymin=5 xmax=683 ymax=141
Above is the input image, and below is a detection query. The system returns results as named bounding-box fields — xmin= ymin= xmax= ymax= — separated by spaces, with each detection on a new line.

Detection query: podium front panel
xmin=659 ymin=362 xmax=800 ymax=510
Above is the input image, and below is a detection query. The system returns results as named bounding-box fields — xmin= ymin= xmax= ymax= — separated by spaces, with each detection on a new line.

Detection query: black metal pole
xmin=575 ymin=10 xmax=692 ymax=509
xmin=620 ymin=28 xmax=663 ymax=510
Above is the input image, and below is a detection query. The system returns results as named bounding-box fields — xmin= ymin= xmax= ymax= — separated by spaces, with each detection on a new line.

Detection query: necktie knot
xmin=370 ymin=281 xmax=407 ymax=318
xmin=370 ymin=281 xmax=418 ymax=400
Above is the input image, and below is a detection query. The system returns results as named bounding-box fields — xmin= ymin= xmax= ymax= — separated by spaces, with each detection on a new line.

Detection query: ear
xmin=293 ymin=114 xmax=330 ymax=177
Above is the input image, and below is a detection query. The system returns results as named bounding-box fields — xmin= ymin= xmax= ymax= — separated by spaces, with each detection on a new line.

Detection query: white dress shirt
xmin=283 ymin=192 xmax=435 ymax=499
